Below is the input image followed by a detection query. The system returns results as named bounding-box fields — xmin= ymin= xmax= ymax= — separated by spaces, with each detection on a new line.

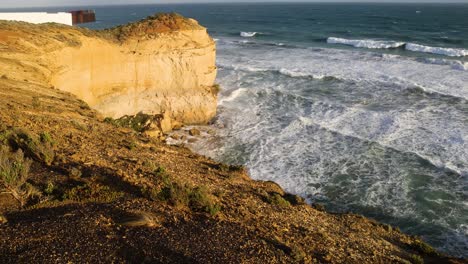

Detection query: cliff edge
xmin=0 ymin=13 xmax=218 ymax=131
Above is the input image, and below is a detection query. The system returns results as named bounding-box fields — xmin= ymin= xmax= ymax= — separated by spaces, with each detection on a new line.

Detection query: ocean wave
xmin=240 ymin=31 xmax=258 ymax=37
xmin=218 ymin=62 xmax=468 ymax=101
xmin=327 ymin=37 xmax=468 ymax=57
xmin=327 ymin=37 xmax=405 ymax=49
xmin=231 ymin=39 xmax=292 ymax=48
xmin=219 ymin=88 xmax=249 ymax=104
xmin=296 ymin=116 xmax=464 ymax=177
xmin=417 ymin=58 xmax=468 ymax=71
xmin=405 ymin=43 xmax=468 ymax=57
xmin=218 ymin=63 xmax=331 ymax=80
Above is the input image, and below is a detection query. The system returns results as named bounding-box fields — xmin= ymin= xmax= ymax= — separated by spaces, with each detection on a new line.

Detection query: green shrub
xmin=154 ymin=166 xmax=166 ymax=176
xmin=145 ymin=176 xmax=221 ymax=215
xmin=143 ymin=160 xmax=157 ymax=172
xmin=103 ymin=117 xmax=117 ymax=125
xmin=267 ymin=193 xmax=290 ymax=207
xmin=158 ymin=180 xmax=190 ymax=207
xmin=39 ymin=132 xmax=54 ymax=145
xmin=189 ymin=186 xmax=221 ymax=215
xmin=69 ymin=167 xmax=82 ymax=178
xmin=125 ymin=141 xmax=137 ymax=150
xmin=8 ymin=129 xmax=55 ymax=165
xmin=104 ymin=113 xmax=154 ymax=133
xmin=409 ymin=254 xmax=424 ymax=264
xmin=0 ymin=146 xmax=39 ymax=206
xmin=411 ymin=239 xmax=437 ymax=256
xmin=44 ymin=181 xmax=55 ymax=195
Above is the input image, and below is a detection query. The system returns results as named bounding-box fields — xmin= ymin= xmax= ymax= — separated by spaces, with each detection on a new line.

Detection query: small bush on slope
xmin=0 ymin=146 xmax=40 ymax=206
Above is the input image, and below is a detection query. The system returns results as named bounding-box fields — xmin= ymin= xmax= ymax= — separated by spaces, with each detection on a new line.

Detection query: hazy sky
xmin=2 ymin=0 xmax=468 ymax=8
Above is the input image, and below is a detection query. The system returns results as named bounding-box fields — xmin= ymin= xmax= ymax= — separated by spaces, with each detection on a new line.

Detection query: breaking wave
xmin=405 ymin=43 xmax=468 ymax=57
xmin=327 ymin=37 xmax=405 ymax=49
xmin=327 ymin=37 xmax=468 ymax=57
xmin=240 ymin=31 xmax=258 ymax=37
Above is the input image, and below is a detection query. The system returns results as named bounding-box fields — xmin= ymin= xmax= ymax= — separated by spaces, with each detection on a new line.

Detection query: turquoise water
xmin=3 ymin=3 xmax=467 ymax=257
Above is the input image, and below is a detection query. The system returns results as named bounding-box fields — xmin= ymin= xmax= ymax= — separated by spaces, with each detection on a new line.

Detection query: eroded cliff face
xmin=0 ymin=14 xmax=217 ymax=131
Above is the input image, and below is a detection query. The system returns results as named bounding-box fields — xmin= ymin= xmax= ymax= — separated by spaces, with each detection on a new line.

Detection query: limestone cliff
xmin=0 ymin=13 xmax=217 ymax=131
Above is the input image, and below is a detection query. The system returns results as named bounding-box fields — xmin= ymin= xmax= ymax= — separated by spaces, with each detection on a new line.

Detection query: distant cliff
xmin=0 ymin=13 xmax=217 ymax=132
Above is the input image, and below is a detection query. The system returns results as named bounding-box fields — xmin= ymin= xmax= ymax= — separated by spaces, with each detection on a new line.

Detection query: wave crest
xmin=240 ymin=32 xmax=258 ymax=37
xmin=327 ymin=37 xmax=405 ymax=49
xmin=327 ymin=37 xmax=468 ymax=57
xmin=405 ymin=43 xmax=468 ymax=57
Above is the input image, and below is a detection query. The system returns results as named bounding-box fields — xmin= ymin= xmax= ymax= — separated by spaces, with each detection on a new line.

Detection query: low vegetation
xmin=62 ymin=182 xmax=124 ymax=203
xmin=7 ymin=129 xmax=55 ymax=166
xmin=409 ymin=254 xmax=424 ymax=264
xmin=143 ymin=169 xmax=221 ymax=216
xmin=410 ymin=239 xmax=438 ymax=256
xmin=267 ymin=193 xmax=291 ymax=207
xmin=0 ymin=146 xmax=40 ymax=206
xmin=104 ymin=112 xmax=164 ymax=135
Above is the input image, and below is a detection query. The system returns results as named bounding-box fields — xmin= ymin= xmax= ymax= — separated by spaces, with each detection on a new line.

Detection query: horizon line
xmin=1 ymin=1 xmax=468 ymax=9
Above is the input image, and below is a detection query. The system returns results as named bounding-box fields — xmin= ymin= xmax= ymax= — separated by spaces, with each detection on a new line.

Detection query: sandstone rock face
xmin=0 ymin=14 xmax=218 ymax=130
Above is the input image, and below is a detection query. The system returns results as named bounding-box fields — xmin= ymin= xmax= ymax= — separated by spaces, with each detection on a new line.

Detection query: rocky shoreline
xmin=0 ymin=14 xmax=465 ymax=263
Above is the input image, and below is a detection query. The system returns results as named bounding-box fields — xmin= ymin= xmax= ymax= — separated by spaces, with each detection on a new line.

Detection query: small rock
xmin=172 ymin=121 xmax=182 ymax=130
xmin=0 ymin=215 xmax=7 ymax=224
xmin=188 ymin=138 xmax=198 ymax=143
xmin=189 ymin=128 xmax=201 ymax=136
xmin=170 ymin=134 xmax=181 ymax=140
xmin=144 ymin=129 xmax=163 ymax=138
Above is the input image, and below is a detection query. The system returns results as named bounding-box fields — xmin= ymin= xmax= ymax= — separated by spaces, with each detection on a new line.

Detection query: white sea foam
xmin=240 ymin=31 xmax=258 ymax=37
xmin=406 ymin=43 xmax=468 ymax=57
xmin=327 ymin=37 xmax=406 ymax=49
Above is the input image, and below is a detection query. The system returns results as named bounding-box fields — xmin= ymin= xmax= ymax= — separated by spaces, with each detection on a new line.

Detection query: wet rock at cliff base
xmin=189 ymin=128 xmax=201 ymax=136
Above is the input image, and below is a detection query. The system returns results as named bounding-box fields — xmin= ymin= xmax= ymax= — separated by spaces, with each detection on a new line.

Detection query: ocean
xmin=3 ymin=3 xmax=467 ymax=257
